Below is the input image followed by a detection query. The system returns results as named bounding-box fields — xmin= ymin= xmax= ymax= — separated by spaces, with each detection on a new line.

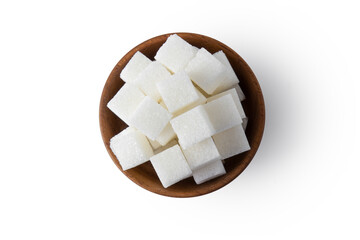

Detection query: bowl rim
xmin=99 ymin=32 xmax=265 ymax=198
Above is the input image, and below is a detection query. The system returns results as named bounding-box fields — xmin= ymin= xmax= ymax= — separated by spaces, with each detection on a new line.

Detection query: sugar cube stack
xmin=150 ymin=144 xmax=192 ymax=188
xmin=129 ymin=96 xmax=172 ymax=140
xmin=107 ymin=34 xmax=251 ymax=188
xmin=110 ymin=127 xmax=154 ymax=170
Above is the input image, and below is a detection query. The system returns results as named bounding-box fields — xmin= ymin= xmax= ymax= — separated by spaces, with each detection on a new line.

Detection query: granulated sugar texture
xmin=107 ymin=34 xmax=250 ymax=187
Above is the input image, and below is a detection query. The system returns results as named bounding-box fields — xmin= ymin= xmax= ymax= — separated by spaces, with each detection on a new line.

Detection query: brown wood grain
xmin=99 ymin=33 xmax=265 ymax=198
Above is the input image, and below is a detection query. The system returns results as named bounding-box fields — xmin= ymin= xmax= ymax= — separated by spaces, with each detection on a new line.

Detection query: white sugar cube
xmin=193 ymin=160 xmax=226 ymax=184
xmin=170 ymin=105 xmax=216 ymax=149
xmin=207 ymin=88 xmax=246 ymax=119
xmin=174 ymin=88 xmax=206 ymax=117
xmin=182 ymin=138 xmax=221 ymax=170
xmin=156 ymin=123 xmax=176 ymax=146
xmin=150 ymin=144 xmax=192 ymax=188
xmin=242 ymin=117 xmax=248 ymax=130
xmin=213 ymin=125 xmax=250 ymax=159
xmin=147 ymin=138 xmax=162 ymax=150
xmin=185 ymin=48 xmax=226 ymax=94
xmin=120 ymin=51 xmax=151 ymax=83
xmin=204 ymin=94 xmax=242 ymax=134
xmin=133 ymin=61 xmax=171 ymax=102
xmin=212 ymin=50 xmax=240 ymax=94
xmin=107 ymin=83 xmax=145 ymax=125
xmin=157 ymin=71 xmax=201 ymax=114
xmin=155 ymin=34 xmax=198 ymax=73
xmin=234 ymin=84 xmax=245 ymax=101
xmin=110 ymin=128 xmax=154 ymax=170
xmin=129 ymin=96 xmax=172 ymax=140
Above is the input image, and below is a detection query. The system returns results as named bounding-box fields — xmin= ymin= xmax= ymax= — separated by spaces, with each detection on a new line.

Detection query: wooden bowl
xmin=99 ymin=32 xmax=265 ymax=197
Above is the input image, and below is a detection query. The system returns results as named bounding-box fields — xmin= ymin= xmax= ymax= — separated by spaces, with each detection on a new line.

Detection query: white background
xmin=1 ymin=0 xmax=359 ymax=239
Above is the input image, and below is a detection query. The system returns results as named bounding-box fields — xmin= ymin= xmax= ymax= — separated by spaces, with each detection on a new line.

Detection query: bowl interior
xmin=99 ymin=33 xmax=265 ymax=197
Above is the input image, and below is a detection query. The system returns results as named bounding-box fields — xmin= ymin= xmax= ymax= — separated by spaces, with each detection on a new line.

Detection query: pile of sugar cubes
xmin=108 ymin=34 xmax=250 ymax=188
